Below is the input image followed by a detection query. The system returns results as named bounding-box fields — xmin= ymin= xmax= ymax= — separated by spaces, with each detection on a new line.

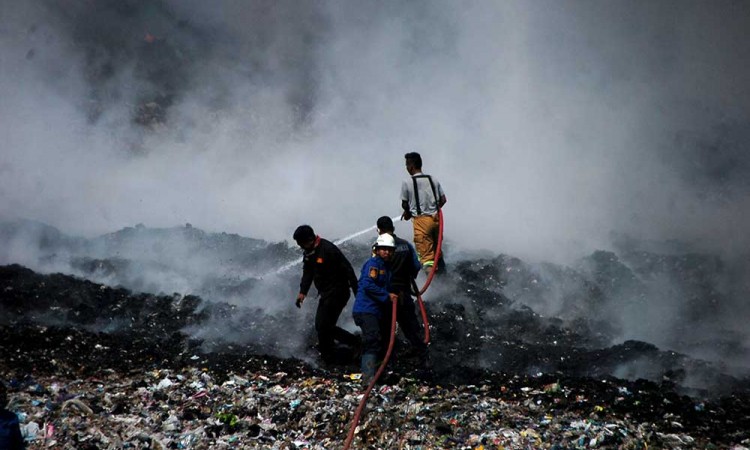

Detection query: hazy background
xmin=2 ymin=1 xmax=750 ymax=377
xmin=2 ymin=0 xmax=749 ymax=261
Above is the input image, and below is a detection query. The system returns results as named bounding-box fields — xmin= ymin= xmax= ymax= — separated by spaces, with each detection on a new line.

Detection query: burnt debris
xmin=1 ymin=221 xmax=750 ymax=447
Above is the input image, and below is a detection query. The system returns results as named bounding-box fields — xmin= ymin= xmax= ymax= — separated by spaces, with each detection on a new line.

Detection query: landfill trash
xmin=22 ymin=421 xmax=39 ymax=441
xmin=1 ymin=358 xmax=747 ymax=449
xmin=2 ymin=258 xmax=750 ymax=448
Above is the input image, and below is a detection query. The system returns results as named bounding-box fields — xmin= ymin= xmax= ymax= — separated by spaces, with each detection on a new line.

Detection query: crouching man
xmin=352 ymin=234 xmax=398 ymax=382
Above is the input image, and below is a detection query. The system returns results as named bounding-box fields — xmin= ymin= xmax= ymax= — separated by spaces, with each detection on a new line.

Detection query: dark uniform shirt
xmin=299 ymin=237 xmax=358 ymax=297
xmin=388 ymin=234 xmax=421 ymax=291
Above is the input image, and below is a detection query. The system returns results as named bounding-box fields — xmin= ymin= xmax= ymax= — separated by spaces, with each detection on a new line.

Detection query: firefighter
xmin=400 ymin=152 xmax=447 ymax=274
xmin=293 ymin=225 xmax=359 ymax=364
xmin=352 ymin=234 xmax=399 ymax=381
xmin=375 ymin=216 xmax=429 ymax=364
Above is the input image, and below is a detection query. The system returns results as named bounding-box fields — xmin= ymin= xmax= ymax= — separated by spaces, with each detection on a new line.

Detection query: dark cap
xmin=376 ymin=216 xmax=394 ymax=231
xmin=293 ymin=225 xmax=315 ymax=242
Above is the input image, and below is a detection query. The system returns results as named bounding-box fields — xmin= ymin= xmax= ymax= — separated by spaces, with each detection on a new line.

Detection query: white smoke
xmin=2 ymin=1 xmax=750 ymax=373
xmin=2 ymin=1 xmax=750 ymax=258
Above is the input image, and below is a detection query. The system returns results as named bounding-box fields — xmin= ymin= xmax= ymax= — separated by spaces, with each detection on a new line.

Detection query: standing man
xmin=352 ymin=234 xmax=399 ymax=381
xmin=400 ymin=152 xmax=447 ymax=273
xmin=376 ymin=216 xmax=429 ymax=363
xmin=293 ymin=225 xmax=360 ymax=365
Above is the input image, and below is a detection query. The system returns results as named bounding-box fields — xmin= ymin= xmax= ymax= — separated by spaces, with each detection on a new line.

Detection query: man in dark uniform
xmin=293 ymin=225 xmax=359 ymax=364
xmin=376 ymin=216 xmax=430 ymax=364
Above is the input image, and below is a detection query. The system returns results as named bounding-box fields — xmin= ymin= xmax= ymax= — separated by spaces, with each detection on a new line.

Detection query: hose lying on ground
xmin=414 ymin=207 xmax=443 ymax=343
xmin=342 ymin=297 xmax=399 ymax=450
xmin=343 ymin=208 xmax=444 ymax=448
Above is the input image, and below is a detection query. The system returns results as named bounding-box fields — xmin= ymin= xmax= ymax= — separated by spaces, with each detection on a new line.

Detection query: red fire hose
xmin=418 ymin=208 xmax=445 ymax=296
xmin=342 ymin=297 xmax=399 ymax=449
xmin=343 ymin=209 xmax=444 ymax=449
xmin=412 ymin=280 xmax=430 ymax=345
xmin=413 ymin=207 xmax=444 ymax=344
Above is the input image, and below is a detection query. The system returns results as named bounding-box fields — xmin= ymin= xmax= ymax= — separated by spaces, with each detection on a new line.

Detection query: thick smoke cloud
xmin=2 ymin=1 xmax=750 ymax=376
xmin=2 ymin=1 xmax=750 ymax=260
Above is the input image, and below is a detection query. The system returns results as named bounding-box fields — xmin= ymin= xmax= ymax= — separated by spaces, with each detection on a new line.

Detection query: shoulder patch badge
xmin=369 ymin=267 xmax=378 ymax=279
xmin=316 ymin=257 xmax=324 ymax=264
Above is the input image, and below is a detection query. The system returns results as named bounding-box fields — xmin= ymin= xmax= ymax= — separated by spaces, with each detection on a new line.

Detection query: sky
xmin=1 ymin=0 xmax=750 ymax=263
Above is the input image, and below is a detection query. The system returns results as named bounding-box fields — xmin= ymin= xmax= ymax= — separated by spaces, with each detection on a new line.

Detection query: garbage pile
xmin=2 ymin=262 xmax=750 ymax=448
xmin=3 ymin=218 xmax=748 ymax=380
xmin=4 ymin=361 xmax=748 ymax=449
xmin=0 ymin=220 xmax=299 ymax=305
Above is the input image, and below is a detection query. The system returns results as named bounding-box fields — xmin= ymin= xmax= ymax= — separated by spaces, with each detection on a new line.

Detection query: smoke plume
xmin=2 ymin=1 xmax=750 ymax=375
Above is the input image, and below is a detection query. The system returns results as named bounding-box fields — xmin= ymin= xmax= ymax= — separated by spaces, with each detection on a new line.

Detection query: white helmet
xmin=373 ymin=234 xmax=396 ymax=249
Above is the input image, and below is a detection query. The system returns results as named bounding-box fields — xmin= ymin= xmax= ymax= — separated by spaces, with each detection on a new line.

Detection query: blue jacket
xmin=352 ymin=256 xmax=392 ymax=317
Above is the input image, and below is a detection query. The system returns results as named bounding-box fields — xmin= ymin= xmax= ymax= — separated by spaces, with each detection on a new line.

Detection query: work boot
xmin=437 ymin=256 xmax=447 ymax=275
xmin=353 ymin=333 xmax=363 ymax=354
xmin=320 ymin=355 xmax=336 ymax=370
xmin=419 ymin=352 xmax=432 ymax=370
xmin=361 ymin=353 xmax=378 ymax=383
xmin=415 ymin=351 xmax=433 ymax=380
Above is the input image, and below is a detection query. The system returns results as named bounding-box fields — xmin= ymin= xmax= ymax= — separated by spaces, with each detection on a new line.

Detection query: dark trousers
xmin=353 ymin=312 xmax=390 ymax=359
xmin=384 ymin=290 xmax=428 ymax=356
xmin=315 ymin=289 xmax=357 ymax=362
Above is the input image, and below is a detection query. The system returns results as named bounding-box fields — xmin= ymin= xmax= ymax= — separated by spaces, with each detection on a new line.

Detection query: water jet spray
xmin=261 ymin=215 xmax=402 ymax=278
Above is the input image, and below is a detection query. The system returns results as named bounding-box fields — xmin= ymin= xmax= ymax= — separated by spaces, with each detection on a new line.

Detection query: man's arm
xmin=436 ymin=180 xmax=447 ymax=208
xmin=401 ymin=200 xmax=412 ymax=220
xmin=342 ymin=254 xmax=359 ymax=294
xmin=328 ymin=243 xmax=358 ymax=294
xmin=296 ymin=257 xmax=314 ymax=307
xmin=401 ymin=182 xmax=413 ymax=220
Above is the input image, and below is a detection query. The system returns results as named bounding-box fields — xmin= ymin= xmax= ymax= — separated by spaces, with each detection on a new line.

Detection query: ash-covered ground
xmin=1 ymin=220 xmax=750 ymax=448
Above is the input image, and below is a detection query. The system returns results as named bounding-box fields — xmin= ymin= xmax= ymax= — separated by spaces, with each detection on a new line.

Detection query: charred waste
xmin=4 ymin=1 xmax=750 ymax=448
xmin=1 ymin=220 xmax=749 ymax=448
